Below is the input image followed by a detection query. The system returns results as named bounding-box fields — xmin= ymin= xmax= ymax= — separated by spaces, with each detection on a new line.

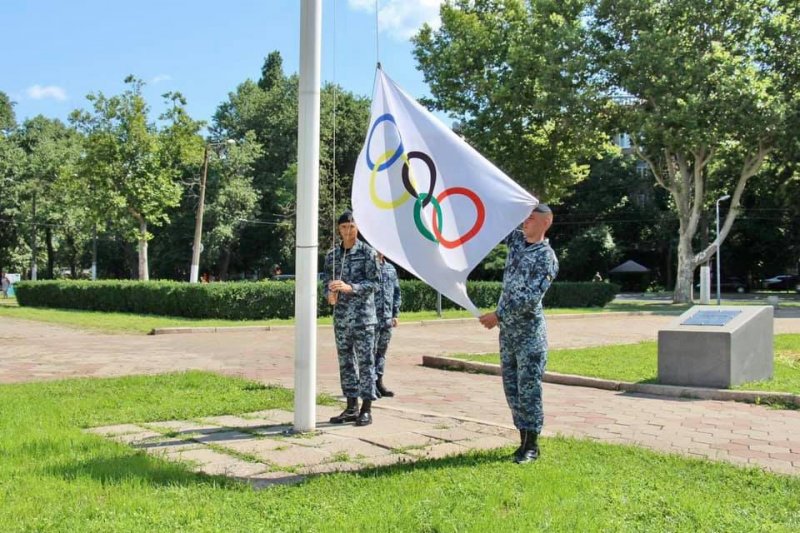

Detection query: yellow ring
xmin=370 ymin=150 xmax=418 ymax=209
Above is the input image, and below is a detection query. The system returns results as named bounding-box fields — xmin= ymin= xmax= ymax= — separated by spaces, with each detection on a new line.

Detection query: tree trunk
xmin=673 ymin=230 xmax=695 ymax=303
xmin=46 ymin=226 xmax=55 ymax=279
xmin=219 ymin=246 xmax=232 ymax=281
xmin=138 ymin=219 xmax=149 ymax=281
xmin=665 ymin=241 xmax=673 ymax=291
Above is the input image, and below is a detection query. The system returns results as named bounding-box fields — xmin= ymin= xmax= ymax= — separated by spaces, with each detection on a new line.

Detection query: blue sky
xmin=1 ymin=0 xmax=444 ymax=128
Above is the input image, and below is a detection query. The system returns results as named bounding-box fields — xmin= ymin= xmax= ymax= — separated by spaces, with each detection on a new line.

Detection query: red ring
xmin=431 ymin=187 xmax=486 ymax=249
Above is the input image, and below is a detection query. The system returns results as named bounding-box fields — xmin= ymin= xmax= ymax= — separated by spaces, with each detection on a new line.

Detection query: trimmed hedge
xmin=14 ymin=279 xmax=618 ymax=320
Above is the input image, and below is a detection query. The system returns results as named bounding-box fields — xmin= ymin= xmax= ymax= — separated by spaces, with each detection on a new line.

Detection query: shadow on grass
xmin=46 ymin=450 xmax=241 ymax=489
xmin=350 ymin=447 xmax=514 ymax=480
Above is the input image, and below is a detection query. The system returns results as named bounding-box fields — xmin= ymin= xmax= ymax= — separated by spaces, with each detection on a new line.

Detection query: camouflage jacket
xmin=375 ymin=261 xmax=401 ymax=327
xmin=322 ymin=239 xmax=380 ymax=327
xmin=496 ymin=230 xmax=559 ymax=327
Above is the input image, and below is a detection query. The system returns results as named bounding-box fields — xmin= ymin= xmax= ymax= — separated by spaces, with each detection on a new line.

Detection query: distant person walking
xmin=1 ymin=272 xmax=10 ymax=299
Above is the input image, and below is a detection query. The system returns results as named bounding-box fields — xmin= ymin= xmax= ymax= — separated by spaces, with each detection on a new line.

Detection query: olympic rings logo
xmin=366 ymin=113 xmax=486 ymax=249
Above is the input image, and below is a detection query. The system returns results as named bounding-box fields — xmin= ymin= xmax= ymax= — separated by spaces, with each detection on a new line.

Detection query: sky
xmin=1 ymin=0 xmax=444 ymax=128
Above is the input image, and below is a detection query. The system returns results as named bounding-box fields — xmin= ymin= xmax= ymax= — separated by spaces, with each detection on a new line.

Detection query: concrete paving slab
xmin=143 ymin=420 xmax=223 ymax=436
xmin=240 ymin=409 xmax=293 ymax=424
xmin=252 ymin=443 xmax=329 ymax=468
xmin=199 ymin=415 xmax=277 ymax=429
xmin=109 ymin=430 xmax=164 ymax=445
xmin=85 ymin=424 xmax=147 ymax=437
xmin=297 ymin=461 xmax=363 ymax=475
xmin=413 ymin=427 xmax=487 ymax=442
xmin=190 ymin=430 xmax=254 ymax=446
xmin=407 ymin=442 xmax=470 ymax=460
xmin=218 ymin=438 xmax=290 ymax=457
xmin=359 ymin=432 xmax=442 ymax=452
xmin=164 ymin=447 xmax=269 ymax=477
xmin=247 ymin=471 xmax=306 ymax=490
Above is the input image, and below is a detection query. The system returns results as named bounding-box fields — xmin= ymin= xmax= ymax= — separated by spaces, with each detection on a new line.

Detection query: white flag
xmin=352 ymin=69 xmax=537 ymax=315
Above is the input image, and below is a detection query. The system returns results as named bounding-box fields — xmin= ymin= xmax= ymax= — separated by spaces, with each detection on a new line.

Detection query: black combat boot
xmin=513 ymin=429 xmax=525 ymax=459
xmin=514 ymin=430 xmax=540 ymax=464
xmin=329 ymin=397 xmax=359 ymax=424
xmin=355 ymin=399 xmax=373 ymax=426
xmin=376 ymin=376 xmax=395 ymax=398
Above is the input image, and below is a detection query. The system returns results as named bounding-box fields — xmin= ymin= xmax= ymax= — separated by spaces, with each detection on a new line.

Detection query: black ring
xmin=401 ymin=151 xmax=437 ymax=208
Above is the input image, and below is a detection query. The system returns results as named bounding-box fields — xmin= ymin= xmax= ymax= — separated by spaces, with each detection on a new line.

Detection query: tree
xmin=204 ymin=131 xmax=262 ymax=279
xmin=0 ymin=91 xmax=23 ymax=273
xmin=0 ymin=92 xmax=15 ymax=132
xmin=592 ymin=0 xmax=800 ymax=302
xmin=71 ymin=77 xmax=183 ymax=280
xmin=146 ymin=91 xmax=206 ymax=280
xmin=559 ymin=225 xmax=620 ymax=281
xmin=553 ymin=153 xmax=675 ymax=286
xmin=413 ymin=0 xmax=610 ymax=202
xmin=12 ymin=116 xmax=82 ymax=279
xmin=212 ymin=52 xmax=370 ymax=275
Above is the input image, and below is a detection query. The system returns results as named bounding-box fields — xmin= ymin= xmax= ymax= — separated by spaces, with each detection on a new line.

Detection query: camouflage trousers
xmin=499 ymin=328 xmax=548 ymax=434
xmin=374 ymin=325 xmax=393 ymax=377
xmin=334 ymin=322 xmax=377 ymax=401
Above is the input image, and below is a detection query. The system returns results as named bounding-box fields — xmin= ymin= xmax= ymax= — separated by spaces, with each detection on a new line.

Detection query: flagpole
xmin=293 ymin=0 xmax=322 ymax=432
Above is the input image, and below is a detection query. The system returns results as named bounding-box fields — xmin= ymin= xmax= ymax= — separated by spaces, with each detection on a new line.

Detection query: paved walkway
xmin=3 ymin=313 xmax=800 ymax=475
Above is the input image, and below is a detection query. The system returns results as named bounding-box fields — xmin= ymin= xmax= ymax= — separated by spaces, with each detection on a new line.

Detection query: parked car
xmin=762 ymin=274 xmax=799 ymax=291
xmin=695 ymin=276 xmax=749 ymax=294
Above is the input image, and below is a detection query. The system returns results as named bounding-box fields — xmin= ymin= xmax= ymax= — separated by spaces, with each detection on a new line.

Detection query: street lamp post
xmin=715 ymin=194 xmax=731 ymax=306
xmin=189 ymin=139 xmax=234 ymax=283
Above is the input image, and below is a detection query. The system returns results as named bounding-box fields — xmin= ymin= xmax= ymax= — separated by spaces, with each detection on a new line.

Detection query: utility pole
xmin=189 ymin=144 xmax=210 ymax=283
xmin=189 ymin=140 xmax=234 ymax=283
xmin=91 ymin=224 xmax=98 ymax=281
xmin=30 ymin=191 xmax=37 ymax=281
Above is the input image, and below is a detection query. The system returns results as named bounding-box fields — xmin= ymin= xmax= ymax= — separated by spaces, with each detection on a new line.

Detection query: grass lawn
xmin=0 ymin=297 xmax=681 ymax=335
xmin=1 ymin=372 xmax=799 ymax=531
xmin=454 ymin=334 xmax=800 ymax=395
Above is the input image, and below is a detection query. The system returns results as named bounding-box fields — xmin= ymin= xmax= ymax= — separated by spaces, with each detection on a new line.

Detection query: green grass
xmin=1 ymin=372 xmax=800 ymax=531
xmin=0 ymin=299 xmax=663 ymax=334
xmin=455 ymin=334 xmax=800 ymax=395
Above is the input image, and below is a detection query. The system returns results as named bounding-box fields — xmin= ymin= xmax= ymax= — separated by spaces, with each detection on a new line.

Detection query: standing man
xmin=323 ymin=210 xmax=381 ymax=426
xmin=1 ymin=272 xmax=9 ymax=299
xmin=479 ymin=204 xmax=558 ymax=464
xmin=374 ymin=253 xmax=401 ymax=398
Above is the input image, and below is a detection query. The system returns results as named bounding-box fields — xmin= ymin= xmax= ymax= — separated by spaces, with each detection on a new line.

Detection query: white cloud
xmin=150 ymin=74 xmax=172 ymax=84
xmin=26 ymin=84 xmax=68 ymax=101
xmin=348 ymin=0 xmax=441 ymax=41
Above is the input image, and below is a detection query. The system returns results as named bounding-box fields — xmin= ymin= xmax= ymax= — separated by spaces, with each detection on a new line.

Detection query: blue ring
xmin=366 ymin=113 xmax=404 ymax=172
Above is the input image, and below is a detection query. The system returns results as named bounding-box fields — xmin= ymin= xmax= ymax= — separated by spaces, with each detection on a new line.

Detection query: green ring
xmin=413 ymin=193 xmax=443 ymax=243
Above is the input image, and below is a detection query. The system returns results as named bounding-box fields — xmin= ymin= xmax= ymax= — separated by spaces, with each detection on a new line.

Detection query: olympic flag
xmin=352 ymin=69 xmax=537 ymax=315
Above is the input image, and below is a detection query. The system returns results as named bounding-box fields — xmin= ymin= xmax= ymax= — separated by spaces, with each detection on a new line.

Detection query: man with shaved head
xmin=480 ymin=203 xmax=559 ymax=464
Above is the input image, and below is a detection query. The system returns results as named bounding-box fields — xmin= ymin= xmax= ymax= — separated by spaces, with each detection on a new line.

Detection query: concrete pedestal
xmin=657 ymin=306 xmax=773 ymax=388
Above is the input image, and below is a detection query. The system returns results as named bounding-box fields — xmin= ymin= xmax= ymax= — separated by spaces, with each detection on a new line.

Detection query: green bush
xmin=15 ymin=279 xmax=618 ymax=319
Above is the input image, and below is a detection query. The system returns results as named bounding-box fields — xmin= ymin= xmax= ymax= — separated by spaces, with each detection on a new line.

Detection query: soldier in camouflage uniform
xmin=322 ymin=211 xmax=381 ymax=426
xmin=374 ymin=253 xmax=401 ymax=397
xmin=479 ymin=204 xmax=558 ymax=463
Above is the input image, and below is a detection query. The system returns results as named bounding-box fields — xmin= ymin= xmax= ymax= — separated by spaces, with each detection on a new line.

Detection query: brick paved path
xmin=2 ymin=314 xmax=800 ymax=474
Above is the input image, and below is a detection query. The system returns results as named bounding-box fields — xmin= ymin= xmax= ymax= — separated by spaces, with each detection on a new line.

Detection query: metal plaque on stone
xmin=681 ymin=310 xmax=741 ymax=327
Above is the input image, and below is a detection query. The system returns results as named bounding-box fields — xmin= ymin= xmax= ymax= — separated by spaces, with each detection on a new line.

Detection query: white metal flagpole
xmin=293 ymin=0 xmax=322 ymax=432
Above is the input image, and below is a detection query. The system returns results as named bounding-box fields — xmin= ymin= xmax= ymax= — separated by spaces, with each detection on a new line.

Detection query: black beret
xmin=337 ymin=210 xmax=355 ymax=224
